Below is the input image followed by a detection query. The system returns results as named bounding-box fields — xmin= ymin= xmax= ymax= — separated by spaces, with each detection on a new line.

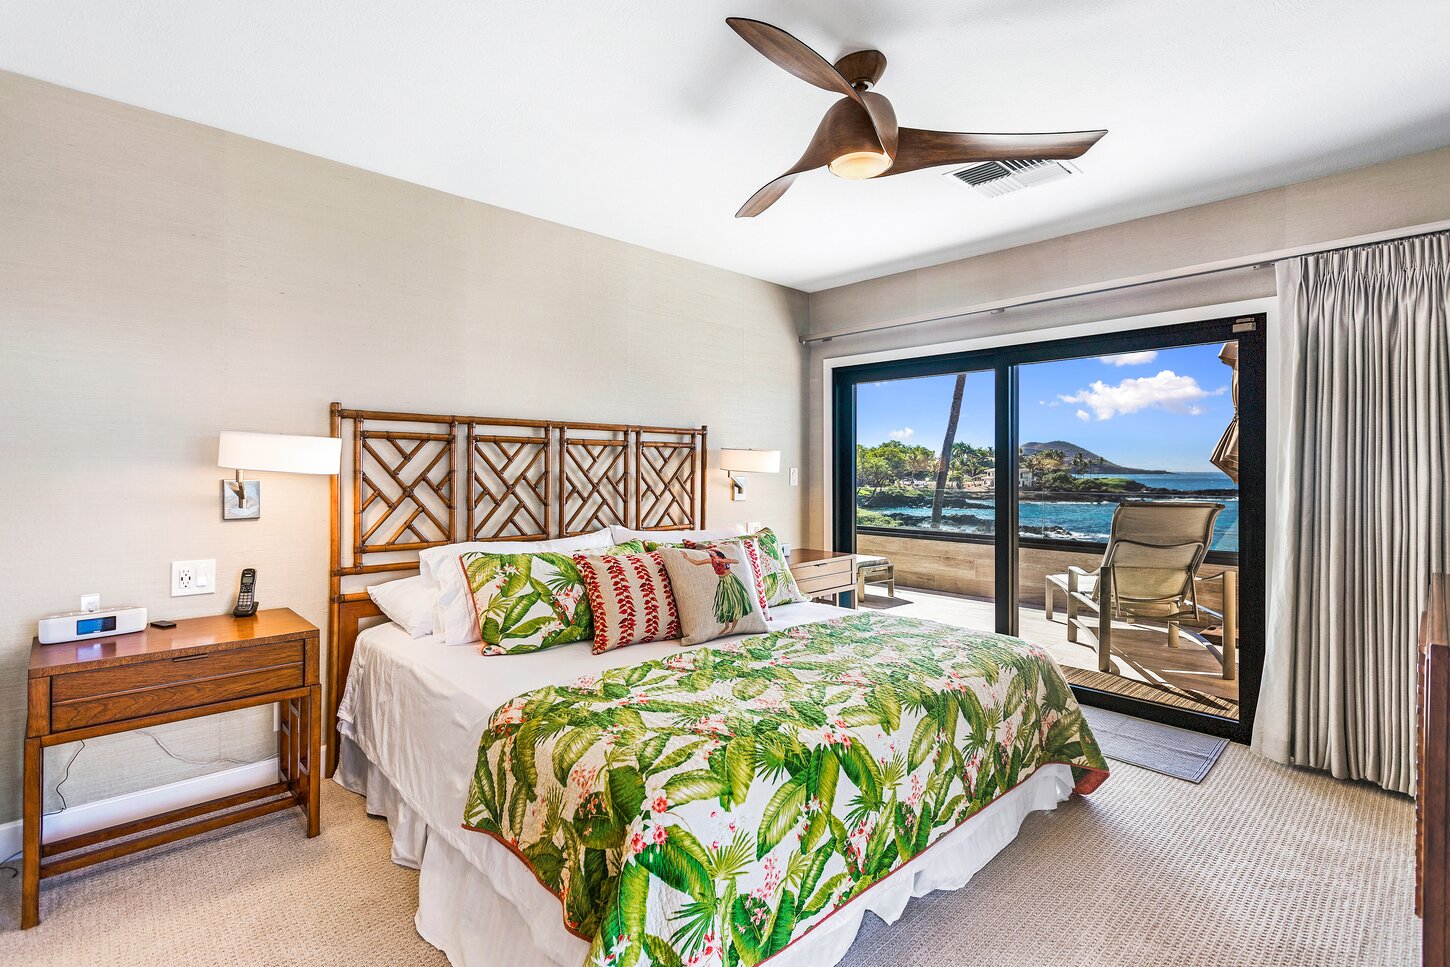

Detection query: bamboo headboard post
xmin=324 ymin=405 xmax=708 ymax=778
xmin=327 ymin=403 xmax=343 ymax=776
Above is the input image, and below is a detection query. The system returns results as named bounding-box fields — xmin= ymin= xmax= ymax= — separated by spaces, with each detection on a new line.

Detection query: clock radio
xmin=38 ymin=606 xmax=148 ymax=644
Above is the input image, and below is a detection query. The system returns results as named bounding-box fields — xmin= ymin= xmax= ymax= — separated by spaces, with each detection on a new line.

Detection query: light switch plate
xmin=789 ymin=467 xmax=799 ymax=486
xmin=171 ymin=559 xmax=217 ymax=597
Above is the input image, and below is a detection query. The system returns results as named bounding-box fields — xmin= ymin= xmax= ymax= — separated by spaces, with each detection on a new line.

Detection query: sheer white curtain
xmin=1254 ymin=233 xmax=1450 ymax=794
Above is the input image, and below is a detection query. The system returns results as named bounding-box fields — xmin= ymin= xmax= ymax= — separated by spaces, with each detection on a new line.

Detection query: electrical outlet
xmin=171 ymin=559 xmax=216 ymax=597
xmin=789 ymin=467 xmax=799 ymax=486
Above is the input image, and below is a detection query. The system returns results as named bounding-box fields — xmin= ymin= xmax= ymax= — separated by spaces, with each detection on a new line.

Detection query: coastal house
xmin=1 ymin=6 xmax=1445 ymax=967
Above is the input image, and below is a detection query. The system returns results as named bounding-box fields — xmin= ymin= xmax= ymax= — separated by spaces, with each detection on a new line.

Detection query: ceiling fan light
xmin=828 ymin=151 xmax=892 ymax=180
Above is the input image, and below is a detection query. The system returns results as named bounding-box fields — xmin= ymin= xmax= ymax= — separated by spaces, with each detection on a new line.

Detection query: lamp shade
xmin=719 ymin=448 xmax=781 ymax=474
xmin=218 ymin=431 xmax=341 ymax=475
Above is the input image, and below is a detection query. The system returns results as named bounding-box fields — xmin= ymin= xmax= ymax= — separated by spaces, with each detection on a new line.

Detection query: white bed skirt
xmin=336 ymin=736 xmax=1075 ymax=967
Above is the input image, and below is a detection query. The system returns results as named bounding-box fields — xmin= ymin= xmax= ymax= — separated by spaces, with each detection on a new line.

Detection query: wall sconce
xmin=217 ymin=431 xmax=342 ymax=520
xmin=718 ymin=448 xmax=780 ymax=502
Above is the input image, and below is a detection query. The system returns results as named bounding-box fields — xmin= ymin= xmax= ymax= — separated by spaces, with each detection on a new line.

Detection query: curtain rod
xmin=801 ymin=220 xmax=1450 ymax=345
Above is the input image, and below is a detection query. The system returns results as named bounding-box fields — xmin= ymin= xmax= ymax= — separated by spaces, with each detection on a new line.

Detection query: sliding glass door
xmin=849 ymin=368 xmax=998 ymax=623
xmin=832 ymin=314 xmax=1265 ymax=741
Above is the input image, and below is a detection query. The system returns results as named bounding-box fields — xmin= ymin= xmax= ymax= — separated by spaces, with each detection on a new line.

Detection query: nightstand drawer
xmin=792 ymin=557 xmax=852 ymax=580
xmin=793 ymin=556 xmax=852 ymax=576
xmin=50 ymin=641 xmax=304 ymax=731
xmin=795 ymin=570 xmax=853 ymax=596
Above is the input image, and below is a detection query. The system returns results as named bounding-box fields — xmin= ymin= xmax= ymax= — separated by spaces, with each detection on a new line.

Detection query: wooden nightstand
xmin=22 ymin=609 xmax=320 ymax=928
xmin=788 ymin=548 xmax=857 ymax=608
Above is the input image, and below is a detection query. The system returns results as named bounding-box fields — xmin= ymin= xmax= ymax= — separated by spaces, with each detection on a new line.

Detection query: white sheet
xmin=336 ymin=605 xmax=1076 ymax=967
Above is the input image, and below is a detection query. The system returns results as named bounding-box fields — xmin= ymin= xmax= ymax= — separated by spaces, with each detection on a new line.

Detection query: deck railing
xmin=854 ymin=526 xmax=1239 ymax=613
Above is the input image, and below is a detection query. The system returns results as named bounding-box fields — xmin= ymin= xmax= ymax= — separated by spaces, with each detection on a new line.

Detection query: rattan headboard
xmin=325 ymin=402 xmax=707 ymax=773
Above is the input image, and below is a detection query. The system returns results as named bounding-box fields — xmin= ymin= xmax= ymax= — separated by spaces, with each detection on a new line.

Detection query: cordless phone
xmin=232 ymin=568 xmax=258 ymax=618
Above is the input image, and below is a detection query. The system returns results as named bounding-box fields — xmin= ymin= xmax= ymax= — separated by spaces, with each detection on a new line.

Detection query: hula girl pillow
xmin=690 ymin=528 xmax=803 ymax=609
xmin=655 ymin=544 xmax=768 ymax=646
xmin=681 ymin=536 xmax=770 ymax=615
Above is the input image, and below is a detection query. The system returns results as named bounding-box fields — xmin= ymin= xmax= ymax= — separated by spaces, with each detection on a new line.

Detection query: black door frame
xmin=831 ymin=313 xmax=1267 ymax=743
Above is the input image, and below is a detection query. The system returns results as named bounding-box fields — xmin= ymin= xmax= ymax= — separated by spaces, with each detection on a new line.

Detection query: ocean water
xmin=864 ymin=472 xmax=1240 ymax=552
xmin=1077 ymin=470 xmax=1235 ymax=491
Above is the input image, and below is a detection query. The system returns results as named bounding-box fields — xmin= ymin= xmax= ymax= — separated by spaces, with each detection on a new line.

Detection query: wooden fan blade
xmin=737 ymin=172 xmax=804 ymax=218
xmin=880 ymin=128 xmax=1107 ymax=177
xmin=726 ymin=18 xmax=864 ymax=106
xmin=735 ymin=97 xmax=882 ymax=217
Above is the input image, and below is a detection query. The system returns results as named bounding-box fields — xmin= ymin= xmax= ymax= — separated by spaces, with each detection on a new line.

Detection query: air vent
xmin=946 ymin=158 xmax=1080 ymax=198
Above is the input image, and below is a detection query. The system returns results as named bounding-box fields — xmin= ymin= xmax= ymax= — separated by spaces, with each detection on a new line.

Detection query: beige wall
xmin=806 ymin=146 xmax=1450 ymax=545
xmin=0 ymin=72 xmax=810 ymax=823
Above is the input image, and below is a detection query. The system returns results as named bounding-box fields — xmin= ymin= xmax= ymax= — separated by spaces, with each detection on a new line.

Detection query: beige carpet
xmin=0 ymin=745 xmax=1418 ymax=966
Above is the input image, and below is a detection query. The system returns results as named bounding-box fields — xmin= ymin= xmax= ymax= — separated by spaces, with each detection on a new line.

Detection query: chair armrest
xmin=1067 ymin=565 xmax=1094 ymax=592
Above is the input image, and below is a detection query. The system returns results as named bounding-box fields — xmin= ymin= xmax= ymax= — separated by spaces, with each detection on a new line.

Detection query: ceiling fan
xmin=726 ymin=17 xmax=1108 ymax=217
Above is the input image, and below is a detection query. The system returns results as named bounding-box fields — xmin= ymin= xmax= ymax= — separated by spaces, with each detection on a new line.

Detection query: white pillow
xmin=427 ymin=528 xmax=616 ymax=644
xmin=609 ymin=523 xmax=747 ymax=545
xmin=366 ymin=575 xmax=437 ymax=639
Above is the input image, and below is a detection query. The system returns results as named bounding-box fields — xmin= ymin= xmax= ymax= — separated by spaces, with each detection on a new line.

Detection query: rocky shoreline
xmin=858 ymin=486 xmax=1237 ymax=509
xmin=858 ymin=484 xmax=1238 ymax=539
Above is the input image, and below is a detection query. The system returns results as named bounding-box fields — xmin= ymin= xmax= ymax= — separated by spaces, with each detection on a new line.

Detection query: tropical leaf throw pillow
xmin=656 ymin=544 xmax=769 ymax=645
xmin=745 ymin=527 xmax=807 ymax=607
xmin=463 ymin=541 xmax=644 ymax=656
xmin=573 ymin=550 xmax=682 ymax=654
xmin=682 ymin=536 xmax=771 ymax=616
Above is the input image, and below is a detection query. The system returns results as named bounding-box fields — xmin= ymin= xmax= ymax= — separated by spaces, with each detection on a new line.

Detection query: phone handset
xmin=233 ymin=568 xmax=258 ymax=618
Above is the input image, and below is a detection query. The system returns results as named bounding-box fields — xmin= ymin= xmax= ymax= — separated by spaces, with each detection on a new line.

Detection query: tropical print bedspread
xmin=462 ymin=611 xmax=1109 ymax=967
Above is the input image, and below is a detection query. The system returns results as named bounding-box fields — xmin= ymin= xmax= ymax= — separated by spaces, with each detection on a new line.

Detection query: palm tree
xmin=930 ymin=374 xmax=967 ymax=528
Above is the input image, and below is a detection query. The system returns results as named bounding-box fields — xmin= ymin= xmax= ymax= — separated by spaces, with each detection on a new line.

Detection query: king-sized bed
xmin=325 ymin=404 xmax=1107 ymax=967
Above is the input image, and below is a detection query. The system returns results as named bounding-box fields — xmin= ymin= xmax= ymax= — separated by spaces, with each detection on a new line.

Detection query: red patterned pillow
xmin=573 ymin=551 xmax=682 ymax=654
xmin=684 ymin=536 xmax=771 ymax=617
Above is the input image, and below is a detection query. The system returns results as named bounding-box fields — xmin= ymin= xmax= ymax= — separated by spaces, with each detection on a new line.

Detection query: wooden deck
xmin=856 ymin=584 xmax=1239 ymax=720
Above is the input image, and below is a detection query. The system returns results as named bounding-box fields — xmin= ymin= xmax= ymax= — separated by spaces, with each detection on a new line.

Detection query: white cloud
xmin=1075 ymin=409 xmax=1091 ymax=422
xmin=888 ymin=427 xmax=915 ymax=441
xmin=1098 ymin=351 xmax=1159 ymax=367
xmin=1059 ymin=370 xmax=1226 ymax=421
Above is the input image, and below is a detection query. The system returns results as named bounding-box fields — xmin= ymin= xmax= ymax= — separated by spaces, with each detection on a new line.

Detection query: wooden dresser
xmin=23 ymin=609 xmax=321 ymax=928
xmin=1420 ymin=574 xmax=1449 ymax=967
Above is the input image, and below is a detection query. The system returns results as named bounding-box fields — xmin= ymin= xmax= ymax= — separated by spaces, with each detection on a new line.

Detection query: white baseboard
xmin=1 ymin=755 xmax=292 ymax=864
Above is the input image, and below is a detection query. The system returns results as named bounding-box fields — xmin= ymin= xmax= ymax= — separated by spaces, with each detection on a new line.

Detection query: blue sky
xmin=855 ymin=342 xmax=1235 ymax=472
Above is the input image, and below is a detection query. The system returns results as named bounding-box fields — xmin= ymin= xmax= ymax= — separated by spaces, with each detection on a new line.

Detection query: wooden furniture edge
xmin=29 ymin=609 xmax=318 ymax=678
xmin=1420 ymin=573 xmax=1449 ymax=967
xmin=327 ymin=593 xmax=383 ymax=776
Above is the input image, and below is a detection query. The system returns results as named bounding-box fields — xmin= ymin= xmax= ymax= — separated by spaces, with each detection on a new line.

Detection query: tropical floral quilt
xmin=462 ymin=611 xmax=1109 ymax=967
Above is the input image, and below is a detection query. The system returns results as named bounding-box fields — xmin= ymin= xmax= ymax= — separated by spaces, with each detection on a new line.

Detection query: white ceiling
xmin=5 ymin=1 xmax=1450 ymax=291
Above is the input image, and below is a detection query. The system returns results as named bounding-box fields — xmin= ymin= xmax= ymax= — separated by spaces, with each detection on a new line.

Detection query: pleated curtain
xmin=1254 ymin=232 xmax=1450 ymax=795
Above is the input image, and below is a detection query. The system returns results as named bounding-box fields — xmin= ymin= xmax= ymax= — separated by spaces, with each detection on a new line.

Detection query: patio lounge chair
xmin=1054 ymin=500 xmax=1237 ymax=681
